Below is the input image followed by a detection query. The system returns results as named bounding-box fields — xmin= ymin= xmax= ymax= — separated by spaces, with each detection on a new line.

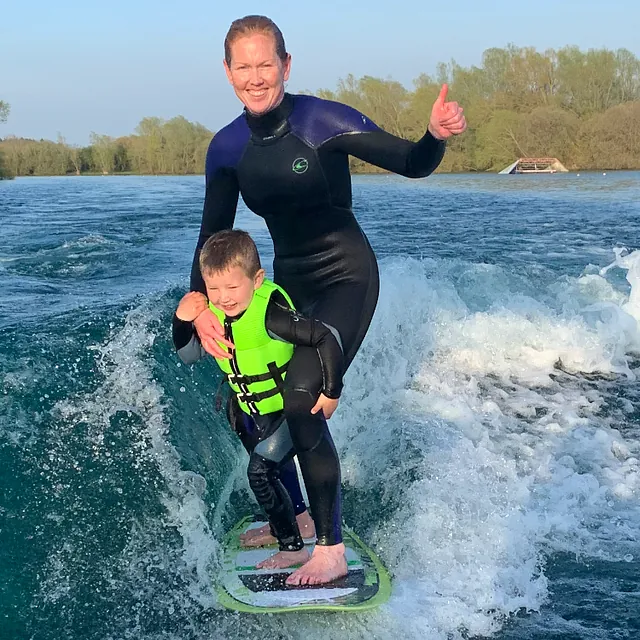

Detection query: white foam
xmin=33 ymin=248 xmax=640 ymax=639
xmin=330 ymin=250 xmax=640 ymax=637
xmin=46 ymin=301 xmax=221 ymax=609
xmin=601 ymin=247 xmax=640 ymax=327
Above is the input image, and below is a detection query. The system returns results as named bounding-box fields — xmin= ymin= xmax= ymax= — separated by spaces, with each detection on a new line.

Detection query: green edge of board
xmin=216 ymin=515 xmax=392 ymax=614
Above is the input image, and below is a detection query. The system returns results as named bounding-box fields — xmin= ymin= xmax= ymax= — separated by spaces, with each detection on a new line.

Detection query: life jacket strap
xmin=226 ymin=362 xmax=288 ymax=386
xmin=231 ymin=361 xmax=289 ymax=416
xmin=267 ymin=361 xmax=286 ymax=391
xmin=236 ymin=385 xmax=281 ymax=405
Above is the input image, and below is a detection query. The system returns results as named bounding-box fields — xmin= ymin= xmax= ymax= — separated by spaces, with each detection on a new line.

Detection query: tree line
xmin=1 ymin=44 xmax=640 ymax=179
xmin=0 ymin=101 xmax=12 ymax=179
xmin=0 ymin=116 xmax=213 ymax=179
xmin=316 ymin=45 xmax=640 ymax=173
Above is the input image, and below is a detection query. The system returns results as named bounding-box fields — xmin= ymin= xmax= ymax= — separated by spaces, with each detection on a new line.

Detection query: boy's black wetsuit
xmin=173 ymin=289 xmax=343 ymax=551
xmin=190 ymin=93 xmax=445 ymax=545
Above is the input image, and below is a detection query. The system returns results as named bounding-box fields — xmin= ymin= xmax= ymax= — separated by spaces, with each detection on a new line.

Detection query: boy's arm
xmin=172 ymin=314 xmax=208 ymax=364
xmin=265 ymin=293 xmax=344 ymax=399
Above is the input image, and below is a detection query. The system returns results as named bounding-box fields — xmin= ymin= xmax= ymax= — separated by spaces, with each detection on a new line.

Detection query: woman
xmin=190 ymin=15 xmax=466 ymax=586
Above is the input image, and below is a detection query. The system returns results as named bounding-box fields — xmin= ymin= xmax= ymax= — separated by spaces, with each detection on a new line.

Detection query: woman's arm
xmin=189 ymin=167 xmax=240 ymax=293
xmin=172 ymin=314 xmax=208 ymax=364
xmin=322 ymin=127 xmax=445 ymax=178
xmin=188 ymin=129 xmax=245 ymax=360
xmin=316 ymin=85 xmax=465 ymax=178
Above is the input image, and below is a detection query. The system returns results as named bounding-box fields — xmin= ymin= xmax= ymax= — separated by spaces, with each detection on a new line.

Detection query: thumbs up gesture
xmin=428 ymin=84 xmax=467 ymax=141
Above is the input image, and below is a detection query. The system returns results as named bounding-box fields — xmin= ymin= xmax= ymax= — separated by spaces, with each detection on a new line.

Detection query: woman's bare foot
xmin=256 ymin=548 xmax=310 ymax=570
xmin=296 ymin=510 xmax=316 ymax=540
xmin=240 ymin=510 xmax=316 ymax=548
xmin=285 ymin=542 xmax=347 ymax=586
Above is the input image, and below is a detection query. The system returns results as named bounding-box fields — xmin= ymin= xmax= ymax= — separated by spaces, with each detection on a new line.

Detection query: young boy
xmin=172 ymin=229 xmax=344 ymax=570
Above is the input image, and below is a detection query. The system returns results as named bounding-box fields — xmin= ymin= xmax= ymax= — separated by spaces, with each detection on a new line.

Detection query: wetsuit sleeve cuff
xmin=321 ymin=385 xmax=342 ymax=400
xmin=424 ymin=128 xmax=447 ymax=146
xmin=172 ymin=313 xmax=195 ymax=351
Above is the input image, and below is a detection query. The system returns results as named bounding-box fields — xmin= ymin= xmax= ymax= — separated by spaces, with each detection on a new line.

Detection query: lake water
xmin=1 ymin=171 xmax=640 ymax=639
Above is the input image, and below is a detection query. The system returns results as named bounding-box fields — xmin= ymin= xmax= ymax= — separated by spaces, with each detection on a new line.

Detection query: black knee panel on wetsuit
xmin=247 ymin=453 xmax=304 ymax=552
xmin=226 ymin=394 xmax=309 ymax=519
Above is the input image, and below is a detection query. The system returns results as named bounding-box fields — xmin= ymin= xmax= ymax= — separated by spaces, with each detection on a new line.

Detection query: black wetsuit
xmin=190 ymin=93 xmax=445 ymax=545
xmin=173 ymin=289 xmax=343 ymax=551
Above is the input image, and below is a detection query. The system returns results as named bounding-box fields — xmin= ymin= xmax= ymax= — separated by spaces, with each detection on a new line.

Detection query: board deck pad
xmin=217 ymin=516 xmax=391 ymax=613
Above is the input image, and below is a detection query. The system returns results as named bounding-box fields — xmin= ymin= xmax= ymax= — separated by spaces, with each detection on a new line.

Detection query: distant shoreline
xmin=4 ymin=169 xmax=635 ymax=179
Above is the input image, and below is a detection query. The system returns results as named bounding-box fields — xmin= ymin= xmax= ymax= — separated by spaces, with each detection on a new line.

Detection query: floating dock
xmin=499 ymin=157 xmax=568 ymax=174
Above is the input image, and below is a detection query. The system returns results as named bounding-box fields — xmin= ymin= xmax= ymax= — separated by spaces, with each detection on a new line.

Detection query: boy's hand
xmin=310 ymin=394 xmax=339 ymax=419
xmin=176 ymin=292 xmax=209 ymax=322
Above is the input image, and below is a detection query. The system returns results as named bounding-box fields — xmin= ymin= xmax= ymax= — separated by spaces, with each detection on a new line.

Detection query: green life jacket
xmin=210 ymin=279 xmax=294 ymax=416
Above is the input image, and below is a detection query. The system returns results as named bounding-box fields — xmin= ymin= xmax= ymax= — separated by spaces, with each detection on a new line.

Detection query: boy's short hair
xmin=199 ymin=229 xmax=262 ymax=278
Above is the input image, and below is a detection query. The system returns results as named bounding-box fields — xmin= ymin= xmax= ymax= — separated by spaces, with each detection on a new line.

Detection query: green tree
xmin=162 ymin=116 xmax=212 ymax=174
xmin=474 ymin=110 xmax=526 ymax=170
xmin=615 ymin=48 xmax=640 ymax=103
xmin=556 ymin=47 xmax=621 ymax=116
xmin=0 ymin=101 xmax=13 ymax=178
xmin=135 ymin=117 xmax=165 ymax=174
xmin=578 ymin=102 xmax=640 ymax=169
xmin=89 ymin=133 xmax=117 ymax=174
xmin=518 ymin=107 xmax=580 ymax=167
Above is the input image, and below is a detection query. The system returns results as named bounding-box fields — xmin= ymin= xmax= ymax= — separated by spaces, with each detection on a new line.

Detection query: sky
xmin=1 ymin=0 xmax=639 ymax=145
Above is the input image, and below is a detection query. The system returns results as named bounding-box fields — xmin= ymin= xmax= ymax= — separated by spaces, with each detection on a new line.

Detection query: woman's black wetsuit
xmin=190 ymin=93 xmax=445 ymax=545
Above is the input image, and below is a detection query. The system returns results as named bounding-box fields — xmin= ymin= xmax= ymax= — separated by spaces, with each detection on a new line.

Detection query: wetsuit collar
xmin=244 ymin=93 xmax=293 ymax=143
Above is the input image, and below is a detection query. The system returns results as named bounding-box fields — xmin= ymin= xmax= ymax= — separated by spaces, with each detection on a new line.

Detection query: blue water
xmin=2 ymin=172 xmax=640 ymax=639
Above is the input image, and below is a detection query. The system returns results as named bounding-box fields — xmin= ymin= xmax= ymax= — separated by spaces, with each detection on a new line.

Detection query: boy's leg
xmin=247 ymin=414 xmax=310 ymax=569
xmin=240 ymin=456 xmax=316 ymax=547
xmin=226 ymin=394 xmax=315 ymax=546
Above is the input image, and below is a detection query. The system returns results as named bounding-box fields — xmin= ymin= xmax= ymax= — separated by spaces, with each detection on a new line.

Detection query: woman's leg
xmin=283 ymin=275 xmax=380 ymax=585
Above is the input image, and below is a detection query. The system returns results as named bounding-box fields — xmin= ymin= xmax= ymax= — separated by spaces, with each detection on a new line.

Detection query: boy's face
xmin=203 ymin=265 xmax=265 ymax=318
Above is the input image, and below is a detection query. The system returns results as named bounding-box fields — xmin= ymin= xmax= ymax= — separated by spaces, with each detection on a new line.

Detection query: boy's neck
xmin=225 ymin=310 xmax=245 ymax=322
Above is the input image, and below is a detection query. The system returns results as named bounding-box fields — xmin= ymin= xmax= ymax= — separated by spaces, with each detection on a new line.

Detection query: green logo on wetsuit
xmin=292 ymin=157 xmax=309 ymax=174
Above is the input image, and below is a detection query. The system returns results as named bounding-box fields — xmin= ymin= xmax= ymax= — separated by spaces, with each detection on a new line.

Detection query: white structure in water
xmin=499 ymin=158 xmax=569 ymax=174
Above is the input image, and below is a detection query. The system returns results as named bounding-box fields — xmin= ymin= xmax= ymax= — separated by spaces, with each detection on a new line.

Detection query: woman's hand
xmin=193 ymin=307 xmax=234 ymax=359
xmin=428 ymin=84 xmax=467 ymax=140
xmin=310 ymin=393 xmax=339 ymax=419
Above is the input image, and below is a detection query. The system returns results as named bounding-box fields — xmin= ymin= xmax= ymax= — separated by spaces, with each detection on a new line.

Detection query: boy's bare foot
xmin=239 ymin=523 xmax=274 ymax=548
xmin=255 ymin=548 xmax=310 ymax=570
xmin=239 ymin=510 xmax=316 ymax=548
xmin=285 ymin=542 xmax=347 ymax=586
